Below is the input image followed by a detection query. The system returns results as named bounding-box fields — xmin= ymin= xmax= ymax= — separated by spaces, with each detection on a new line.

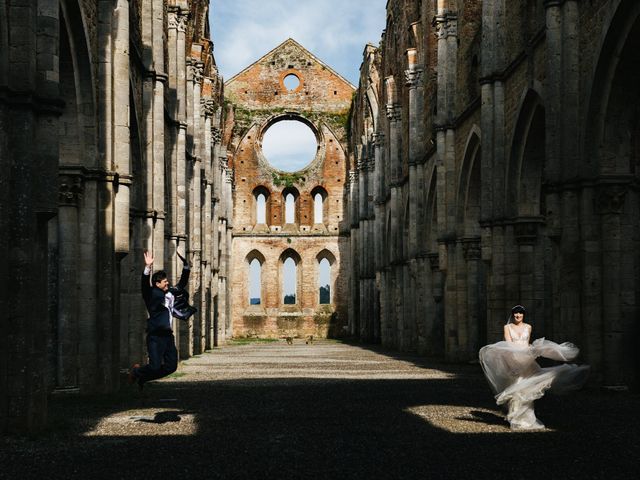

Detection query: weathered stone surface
xmin=226 ymin=39 xmax=354 ymax=339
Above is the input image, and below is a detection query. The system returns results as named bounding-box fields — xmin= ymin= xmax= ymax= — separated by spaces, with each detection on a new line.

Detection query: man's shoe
xmin=128 ymin=364 xmax=140 ymax=385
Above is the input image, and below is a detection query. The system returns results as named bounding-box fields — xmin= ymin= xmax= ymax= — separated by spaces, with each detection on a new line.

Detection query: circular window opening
xmin=283 ymin=74 xmax=300 ymax=91
xmin=262 ymin=120 xmax=318 ymax=172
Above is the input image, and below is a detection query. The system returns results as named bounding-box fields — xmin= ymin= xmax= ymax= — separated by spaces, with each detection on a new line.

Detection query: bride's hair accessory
xmin=511 ymin=305 xmax=526 ymax=314
xmin=506 ymin=304 xmax=526 ymax=323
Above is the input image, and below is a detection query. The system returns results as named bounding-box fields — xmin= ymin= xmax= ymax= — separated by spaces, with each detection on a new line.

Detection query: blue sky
xmin=209 ymin=0 xmax=388 ymax=87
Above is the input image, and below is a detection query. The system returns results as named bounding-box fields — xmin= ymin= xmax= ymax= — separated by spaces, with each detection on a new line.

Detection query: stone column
xmin=480 ymin=0 xmax=507 ymax=339
xmin=463 ymin=238 xmax=482 ymax=357
xmin=56 ymin=174 xmax=83 ymax=388
xmin=385 ymin=77 xmax=401 ymax=263
xmin=348 ymin=169 xmax=359 ymax=336
xmin=597 ymin=185 xmax=627 ymax=386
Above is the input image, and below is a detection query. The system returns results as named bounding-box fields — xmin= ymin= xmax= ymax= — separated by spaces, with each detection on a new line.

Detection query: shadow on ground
xmin=1 ymin=345 xmax=639 ymax=480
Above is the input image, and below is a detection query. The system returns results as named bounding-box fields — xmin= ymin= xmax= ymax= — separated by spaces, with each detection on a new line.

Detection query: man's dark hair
xmin=152 ymin=270 xmax=168 ymax=285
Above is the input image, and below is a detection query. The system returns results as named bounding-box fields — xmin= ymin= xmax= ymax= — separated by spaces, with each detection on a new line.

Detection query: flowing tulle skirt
xmin=479 ymin=338 xmax=590 ymax=430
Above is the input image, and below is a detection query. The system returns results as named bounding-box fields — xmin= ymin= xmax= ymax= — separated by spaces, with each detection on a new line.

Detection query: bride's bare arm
xmin=503 ymin=324 xmax=512 ymax=342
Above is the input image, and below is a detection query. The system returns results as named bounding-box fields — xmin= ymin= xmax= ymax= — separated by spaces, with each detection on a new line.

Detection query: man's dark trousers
xmin=136 ymin=332 xmax=178 ymax=384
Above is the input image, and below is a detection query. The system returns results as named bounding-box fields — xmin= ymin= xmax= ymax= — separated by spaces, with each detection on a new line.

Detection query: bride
xmin=479 ymin=305 xmax=590 ymax=430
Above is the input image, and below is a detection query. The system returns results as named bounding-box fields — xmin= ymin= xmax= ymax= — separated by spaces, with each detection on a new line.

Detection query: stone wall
xmin=348 ymin=0 xmax=640 ymax=389
xmin=225 ymin=39 xmax=353 ymax=339
xmin=0 ymin=0 xmax=232 ymax=434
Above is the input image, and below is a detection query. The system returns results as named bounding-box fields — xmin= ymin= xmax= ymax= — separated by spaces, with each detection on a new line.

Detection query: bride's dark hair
xmin=506 ymin=304 xmax=526 ymax=323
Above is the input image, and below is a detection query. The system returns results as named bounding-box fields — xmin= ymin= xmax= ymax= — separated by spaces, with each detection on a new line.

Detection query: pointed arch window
xmin=314 ymin=193 xmax=323 ymax=223
xmin=282 ymin=187 xmax=300 ymax=225
xmin=256 ymin=194 xmax=266 ymax=224
xmin=318 ymin=258 xmax=331 ymax=304
xmin=280 ymin=249 xmax=301 ymax=305
xmin=285 ymin=193 xmax=295 ymax=224
xmin=316 ymin=250 xmax=336 ymax=305
xmin=249 ymin=259 xmax=262 ymax=305
xmin=283 ymin=258 xmax=296 ymax=304
xmin=252 ymin=186 xmax=271 ymax=226
xmin=311 ymin=186 xmax=328 ymax=224
xmin=246 ymin=250 xmax=266 ymax=306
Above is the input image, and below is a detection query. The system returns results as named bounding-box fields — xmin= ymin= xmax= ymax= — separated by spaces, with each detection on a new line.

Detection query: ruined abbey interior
xmin=1 ymin=0 xmax=639 ymax=434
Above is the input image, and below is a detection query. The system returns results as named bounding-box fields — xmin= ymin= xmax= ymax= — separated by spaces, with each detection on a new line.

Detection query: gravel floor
xmin=2 ymin=340 xmax=639 ymax=479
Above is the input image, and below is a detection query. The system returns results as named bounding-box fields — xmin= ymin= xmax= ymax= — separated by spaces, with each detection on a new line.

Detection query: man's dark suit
xmin=135 ymin=264 xmax=190 ymax=385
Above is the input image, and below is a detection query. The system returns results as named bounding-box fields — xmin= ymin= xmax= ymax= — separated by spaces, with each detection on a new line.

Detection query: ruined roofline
xmin=224 ymin=37 xmax=356 ymax=90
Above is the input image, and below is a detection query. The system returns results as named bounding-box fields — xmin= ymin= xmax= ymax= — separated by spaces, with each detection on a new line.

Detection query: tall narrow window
xmin=283 ymin=257 xmax=296 ymax=304
xmin=318 ymin=258 xmax=331 ymax=304
xmin=249 ymin=258 xmax=262 ymax=305
xmin=285 ymin=193 xmax=295 ymax=224
xmin=314 ymin=193 xmax=323 ymax=223
xmin=256 ymin=193 xmax=266 ymax=224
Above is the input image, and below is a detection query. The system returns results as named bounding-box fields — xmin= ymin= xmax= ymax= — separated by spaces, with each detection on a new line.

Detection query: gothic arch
xmin=507 ymin=89 xmax=545 ymax=217
xmin=59 ymin=0 xmax=96 ymax=167
xmin=252 ymin=185 xmax=271 ymax=225
xmin=424 ymin=163 xmax=438 ymax=253
xmin=457 ymin=127 xmax=481 ymax=237
xmin=585 ymin=0 xmax=640 ymax=176
xmin=316 ymin=248 xmax=336 ymax=264
xmin=310 ymin=186 xmax=328 ymax=224
xmin=282 ymin=186 xmax=301 ymax=224
xmin=246 ymin=249 xmax=267 ymax=265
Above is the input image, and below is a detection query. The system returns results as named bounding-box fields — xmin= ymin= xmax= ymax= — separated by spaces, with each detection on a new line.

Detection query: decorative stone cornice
xmin=349 ymin=170 xmax=358 ymax=184
xmin=201 ymin=98 xmax=216 ymax=117
xmin=193 ymin=62 xmax=204 ymax=84
xmin=211 ymin=126 xmax=222 ymax=145
xmin=596 ymin=185 xmax=628 ymax=215
xmin=177 ymin=11 xmax=189 ymax=33
xmin=373 ymin=132 xmax=385 ymax=148
xmin=405 ymin=68 xmax=423 ymax=89
xmin=461 ymin=237 xmax=481 ymax=261
xmin=433 ymin=13 xmax=458 ymax=39
xmin=385 ymin=103 xmax=401 ymax=122
xmin=512 ymin=217 xmax=545 ymax=245
xmin=58 ymin=174 xmax=83 ymax=207
xmin=167 ymin=9 xmax=179 ymax=30
xmin=543 ymin=0 xmax=567 ymax=8
xmin=427 ymin=252 xmax=440 ymax=271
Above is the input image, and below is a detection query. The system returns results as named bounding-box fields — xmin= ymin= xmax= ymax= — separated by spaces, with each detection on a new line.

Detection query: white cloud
xmin=262 ymin=120 xmax=318 ymax=172
xmin=210 ymin=0 xmax=387 ymax=86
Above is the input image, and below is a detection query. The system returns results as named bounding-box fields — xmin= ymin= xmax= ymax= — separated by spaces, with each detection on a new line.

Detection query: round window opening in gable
xmin=262 ymin=119 xmax=318 ymax=172
xmin=283 ymin=73 xmax=300 ymax=91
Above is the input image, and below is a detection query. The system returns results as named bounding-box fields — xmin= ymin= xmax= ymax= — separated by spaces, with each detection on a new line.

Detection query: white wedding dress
xmin=479 ymin=323 xmax=590 ymax=430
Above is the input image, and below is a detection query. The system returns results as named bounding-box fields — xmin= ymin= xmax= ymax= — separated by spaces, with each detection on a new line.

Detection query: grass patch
xmin=166 ymin=371 xmax=187 ymax=379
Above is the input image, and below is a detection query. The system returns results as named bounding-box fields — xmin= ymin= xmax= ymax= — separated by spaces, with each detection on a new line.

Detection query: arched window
xmin=252 ymin=186 xmax=270 ymax=225
xmin=285 ymin=193 xmax=295 ymax=224
xmin=246 ymin=250 xmax=266 ymax=305
xmin=283 ymin=257 xmax=297 ymax=304
xmin=311 ymin=186 xmax=328 ymax=224
xmin=314 ymin=193 xmax=323 ymax=223
xmin=318 ymin=258 xmax=331 ymax=304
xmin=249 ymin=258 xmax=262 ymax=305
xmin=256 ymin=193 xmax=266 ymax=224
xmin=316 ymin=249 xmax=336 ymax=305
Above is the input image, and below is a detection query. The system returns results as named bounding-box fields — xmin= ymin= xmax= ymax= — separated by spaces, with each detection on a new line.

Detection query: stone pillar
xmin=385 ymin=77 xmax=401 ymax=263
xmin=597 ymin=185 xmax=628 ymax=386
xmin=463 ymin=238 xmax=482 ymax=357
xmin=348 ymin=169 xmax=359 ymax=336
xmin=56 ymin=174 xmax=83 ymax=388
xmin=480 ymin=0 xmax=507 ymax=340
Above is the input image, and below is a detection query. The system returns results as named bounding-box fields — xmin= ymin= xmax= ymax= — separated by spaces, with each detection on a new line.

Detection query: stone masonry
xmin=0 ymin=0 xmax=231 ymax=434
xmin=225 ymin=39 xmax=354 ymax=339
xmin=348 ymin=0 xmax=640 ymax=390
